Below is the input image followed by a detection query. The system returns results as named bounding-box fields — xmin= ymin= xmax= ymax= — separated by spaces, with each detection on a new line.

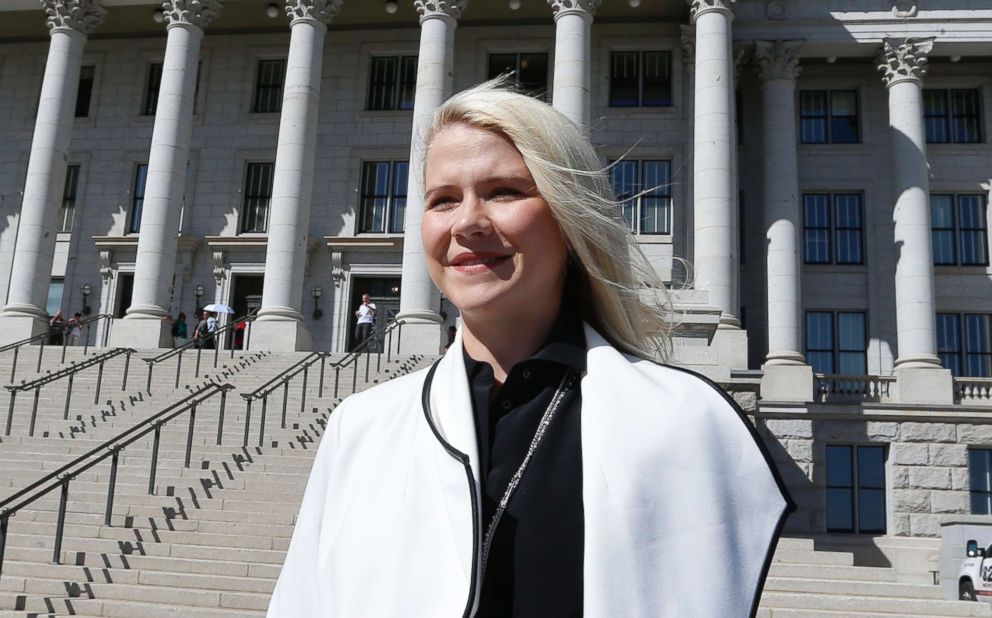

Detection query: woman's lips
xmin=449 ymin=253 xmax=510 ymax=273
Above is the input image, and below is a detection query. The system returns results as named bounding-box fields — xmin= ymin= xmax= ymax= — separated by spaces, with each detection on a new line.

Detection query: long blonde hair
xmin=425 ymin=80 xmax=673 ymax=361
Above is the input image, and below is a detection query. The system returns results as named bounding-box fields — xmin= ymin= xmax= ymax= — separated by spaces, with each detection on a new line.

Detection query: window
xmin=46 ymin=278 xmax=64 ymax=317
xmin=253 ymin=59 xmax=286 ymax=114
xmin=367 ymin=56 xmax=417 ymax=111
xmin=803 ymin=193 xmax=864 ymax=264
xmin=242 ymin=162 xmax=274 ymax=233
xmin=610 ymin=160 xmax=672 ymax=235
xmin=142 ymin=63 xmax=163 ymax=116
xmin=826 ymin=444 xmax=886 ymax=534
xmin=129 ymin=164 xmax=148 ymax=234
xmin=931 ymin=194 xmax=988 ymax=266
xmin=937 ymin=313 xmax=992 ymax=377
xmin=487 ymin=53 xmax=548 ymax=99
xmin=359 ymin=161 xmax=408 ymax=234
xmin=59 ymin=165 xmax=80 ymax=233
xmin=969 ymin=450 xmax=992 ymax=515
xmin=806 ymin=311 xmax=867 ymax=375
xmin=924 ymin=89 xmax=982 ymax=143
xmin=75 ymin=65 xmax=95 ymax=118
xmin=799 ymin=90 xmax=859 ymax=144
xmin=609 ymin=51 xmax=672 ymax=107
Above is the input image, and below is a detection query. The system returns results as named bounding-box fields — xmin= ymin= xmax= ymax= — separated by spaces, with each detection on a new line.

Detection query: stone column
xmin=396 ymin=0 xmax=466 ymax=354
xmin=878 ymin=37 xmax=951 ymax=403
xmin=754 ymin=39 xmax=813 ymax=401
xmin=0 ymin=0 xmax=105 ymax=345
xmin=687 ymin=0 xmax=746 ymax=366
xmin=547 ymin=0 xmax=600 ymax=128
xmin=110 ymin=0 xmax=221 ymax=349
xmin=250 ymin=0 xmax=342 ymax=352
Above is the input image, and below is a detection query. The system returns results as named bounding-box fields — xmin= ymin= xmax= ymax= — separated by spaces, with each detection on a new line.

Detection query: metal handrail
xmin=143 ymin=312 xmax=258 ymax=394
xmin=2 ymin=313 xmax=115 ymax=384
xmin=240 ymin=351 xmax=325 ymax=448
xmin=0 ymin=381 xmax=233 ymax=581
xmin=4 ymin=347 xmax=136 ymax=437
xmin=236 ymin=319 xmax=408 ymax=448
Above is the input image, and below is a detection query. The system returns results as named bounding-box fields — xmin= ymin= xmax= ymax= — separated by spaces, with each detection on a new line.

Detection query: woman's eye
xmin=491 ymin=187 xmax=520 ymax=200
xmin=427 ymin=196 xmax=456 ymax=210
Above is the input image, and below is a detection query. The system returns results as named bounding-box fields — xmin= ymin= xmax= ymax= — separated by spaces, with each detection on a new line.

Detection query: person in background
xmin=163 ymin=312 xmax=188 ymax=348
xmin=66 ymin=312 xmax=82 ymax=346
xmin=193 ymin=310 xmax=216 ymax=349
xmin=353 ymin=293 xmax=376 ymax=350
xmin=48 ymin=310 xmax=65 ymax=346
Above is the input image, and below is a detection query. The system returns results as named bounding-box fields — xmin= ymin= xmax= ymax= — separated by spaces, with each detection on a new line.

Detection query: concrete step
xmin=765 ymin=576 xmax=942 ymax=599
xmin=759 ymin=592 xmax=991 ymax=616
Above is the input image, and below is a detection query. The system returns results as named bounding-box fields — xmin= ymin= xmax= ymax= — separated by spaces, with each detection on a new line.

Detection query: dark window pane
xmin=610 ymin=52 xmax=639 ymax=107
xmin=130 ymin=164 xmax=148 ymax=233
xmin=368 ymin=57 xmax=398 ymax=111
xmin=242 ymin=162 xmax=274 ymax=232
xmin=924 ymin=90 xmax=950 ymax=143
xmin=398 ymin=56 xmax=418 ymax=110
xmin=857 ymin=446 xmax=885 ymax=488
xmin=952 ymin=90 xmax=982 ymax=143
xmin=958 ymin=195 xmax=988 ymax=266
xmin=826 ymin=488 xmax=854 ymax=532
xmin=936 ymin=313 xmax=962 ymax=376
xmin=965 ymin=315 xmax=992 ymax=378
xmin=806 ymin=312 xmax=834 ymax=373
xmin=803 ymin=195 xmax=831 ymax=263
xmin=389 ymin=162 xmax=409 ymax=233
xmin=75 ymin=65 xmax=95 ymax=118
xmin=142 ymin=63 xmax=163 ymax=116
xmin=610 ymin=160 xmax=637 ymax=231
xmin=972 ymin=492 xmax=991 ymax=515
xmin=518 ymin=53 xmax=548 ymax=99
xmin=253 ymin=59 xmax=285 ymax=114
xmin=59 ymin=165 xmax=79 ymax=233
xmin=487 ymin=53 xmax=516 ymax=80
xmin=642 ymin=51 xmax=671 ymax=107
xmin=971 ymin=450 xmax=992 ymax=492
xmin=799 ymin=91 xmax=827 ymax=144
xmin=931 ymin=195 xmax=956 ymax=265
xmin=830 ymin=91 xmax=859 ymax=143
xmin=858 ymin=488 xmax=886 ymax=533
xmin=834 ymin=194 xmax=863 ymax=264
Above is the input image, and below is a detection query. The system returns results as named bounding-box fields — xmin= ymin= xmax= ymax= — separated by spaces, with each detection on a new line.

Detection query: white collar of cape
xmin=422 ymin=323 xmax=790 ymax=618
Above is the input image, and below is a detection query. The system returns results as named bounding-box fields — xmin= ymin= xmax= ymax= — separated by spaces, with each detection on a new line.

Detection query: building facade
xmin=0 ymin=0 xmax=991 ymax=580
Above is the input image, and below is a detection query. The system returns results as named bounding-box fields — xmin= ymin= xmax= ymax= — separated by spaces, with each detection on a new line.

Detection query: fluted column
xmin=688 ymin=0 xmax=738 ymax=328
xmin=547 ymin=0 xmax=600 ymax=128
xmin=755 ymin=40 xmax=804 ymax=365
xmin=878 ymin=37 xmax=941 ymax=370
xmin=110 ymin=0 xmax=221 ymax=348
xmin=0 ymin=0 xmax=105 ymax=345
xmin=396 ymin=0 xmax=466 ymax=354
xmin=251 ymin=0 xmax=342 ymax=352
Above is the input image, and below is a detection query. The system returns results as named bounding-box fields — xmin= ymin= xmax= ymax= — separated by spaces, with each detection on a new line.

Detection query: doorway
xmin=348 ymin=277 xmax=401 ymax=351
xmin=230 ymin=274 xmax=264 ymax=349
xmin=114 ymin=273 xmax=134 ymax=318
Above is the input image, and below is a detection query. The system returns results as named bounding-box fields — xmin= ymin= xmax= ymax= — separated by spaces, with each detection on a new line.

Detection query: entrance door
xmin=348 ymin=277 xmax=401 ymax=351
xmin=115 ymin=273 xmax=134 ymax=318
xmin=230 ymin=274 xmax=264 ymax=349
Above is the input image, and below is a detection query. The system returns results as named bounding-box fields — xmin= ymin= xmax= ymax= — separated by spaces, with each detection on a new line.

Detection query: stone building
xmin=0 ymin=0 xmax=990 ymax=582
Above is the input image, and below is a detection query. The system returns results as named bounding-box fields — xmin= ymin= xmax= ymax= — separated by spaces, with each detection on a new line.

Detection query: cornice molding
xmin=42 ymin=0 xmax=106 ymax=36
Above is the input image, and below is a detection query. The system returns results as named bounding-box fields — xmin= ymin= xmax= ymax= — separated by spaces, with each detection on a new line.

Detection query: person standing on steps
xmin=354 ymin=293 xmax=376 ymax=350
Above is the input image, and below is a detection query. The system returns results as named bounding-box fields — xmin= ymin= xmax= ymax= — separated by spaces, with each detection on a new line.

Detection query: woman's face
xmin=422 ymin=123 xmax=567 ymax=324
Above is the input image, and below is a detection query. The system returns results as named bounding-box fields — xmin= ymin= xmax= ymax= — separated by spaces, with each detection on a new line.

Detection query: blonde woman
xmin=269 ymin=82 xmax=793 ymax=618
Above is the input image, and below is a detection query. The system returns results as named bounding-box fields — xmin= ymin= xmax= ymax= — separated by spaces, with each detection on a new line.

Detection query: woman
xmin=269 ymin=82 xmax=793 ymax=617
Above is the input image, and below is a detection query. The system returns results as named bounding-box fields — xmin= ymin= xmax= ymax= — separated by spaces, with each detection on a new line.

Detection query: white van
xmin=958 ymin=539 xmax=992 ymax=602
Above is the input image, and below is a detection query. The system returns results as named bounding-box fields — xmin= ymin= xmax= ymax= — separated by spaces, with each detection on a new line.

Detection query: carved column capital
xmin=547 ymin=0 xmax=601 ymax=19
xmin=680 ymin=25 xmax=695 ymax=66
xmin=687 ymin=0 xmax=734 ymax=22
xmin=285 ymin=0 xmax=343 ymax=24
xmin=733 ymin=43 xmax=751 ymax=85
xmin=163 ymin=0 xmax=223 ymax=30
xmin=414 ymin=0 xmax=467 ymax=22
xmin=753 ymin=40 xmax=803 ymax=82
xmin=42 ymin=0 xmax=107 ymax=36
xmin=877 ymin=37 xmax=934 ymax=87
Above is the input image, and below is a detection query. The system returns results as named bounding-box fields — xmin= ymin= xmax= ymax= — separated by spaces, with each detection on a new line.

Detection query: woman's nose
xmin=451 ymin=195 xmax=493 ymax=237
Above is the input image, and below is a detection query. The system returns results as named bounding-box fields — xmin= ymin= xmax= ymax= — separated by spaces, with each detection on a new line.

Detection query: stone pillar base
xmin=109 ymin=315 xmax=172 ymax=349
xmin=711 ymin=326 xmax=749 ymax=370
xmin=0 ymin=314 xmax=50 ymax=347
xmin=896 ymin=366 xmax=953 ymax=405
xmin=394 ymin=320 xmax=444 ymax=356
xmin=760 ymin=363 xmax=814 ymax=403
xmin=248 ymin=317 xmax=313 ymax=352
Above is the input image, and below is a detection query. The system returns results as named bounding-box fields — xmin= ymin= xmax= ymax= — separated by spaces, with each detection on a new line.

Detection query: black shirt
xmin=464 ymin=309 xmax=586 ymax=617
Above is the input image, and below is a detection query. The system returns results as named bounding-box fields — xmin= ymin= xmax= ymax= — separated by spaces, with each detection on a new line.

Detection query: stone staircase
xmin=0 ymin=346 xmax=989 ymax=617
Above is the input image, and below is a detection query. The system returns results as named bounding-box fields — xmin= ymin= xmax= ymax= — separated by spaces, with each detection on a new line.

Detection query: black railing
xmin=143 ymin=313 xmax=257 ymax=394
xmin=1 ymin=313 xmax=114 ymax=384
xmin=0 ymin=381 xmax=232 ymax=581
xmin=332 ymin=319 xmax=405 ymax=399
xmin=240 ymin=352 xmax=327 ymax=448
xmin=4 ymin=347 xmax=135 ymax=437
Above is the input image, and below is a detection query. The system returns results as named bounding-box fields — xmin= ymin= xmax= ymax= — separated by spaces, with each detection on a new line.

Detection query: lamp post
xmin=80 ymin=283 xmax=92 ymax=316
xmin=193 ymin=284 xmax=204 ymax=311
xmin=311 ymin=285 xmax=323 ymax=320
